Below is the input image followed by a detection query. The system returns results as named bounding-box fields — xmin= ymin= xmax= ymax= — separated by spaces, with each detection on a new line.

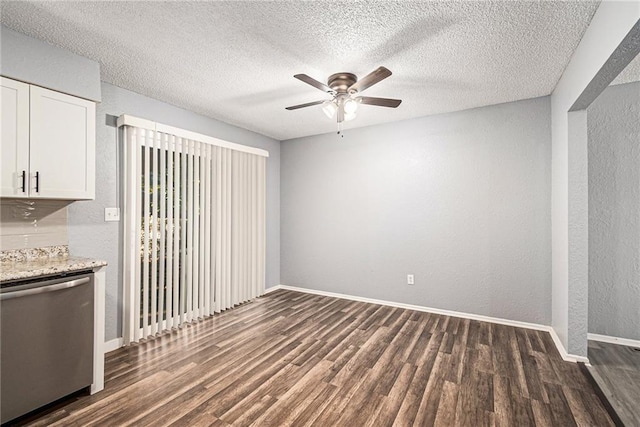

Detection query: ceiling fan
xmin=285 ymin=66 xmax=402 ymax=123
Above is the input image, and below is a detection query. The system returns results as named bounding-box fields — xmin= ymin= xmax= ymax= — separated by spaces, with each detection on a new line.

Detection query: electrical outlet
xmin=407 ymin=274 xmax=414 ymax=285
xmin=105 ymin=207 xmax=120 ymax=222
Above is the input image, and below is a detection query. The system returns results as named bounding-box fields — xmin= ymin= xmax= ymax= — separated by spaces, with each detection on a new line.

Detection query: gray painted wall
xmin=0 ymin=25 xmax=101 ymax=101
xmin=68 ymin=82 xmax=280 ymax=341
xmin=281 ymin=96 xmax=552 ymax=325
xmin=588 ymin=81 xmax=640 ymax=341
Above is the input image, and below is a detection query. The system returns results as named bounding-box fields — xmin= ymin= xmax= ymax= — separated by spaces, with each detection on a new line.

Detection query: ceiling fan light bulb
xmin=344 ymin=111 xmax=357 ymax=122
xmin=322 ymin=101 xmax=337 ymax=118
xmin=343 ymin=98 xmax=358 ymax=115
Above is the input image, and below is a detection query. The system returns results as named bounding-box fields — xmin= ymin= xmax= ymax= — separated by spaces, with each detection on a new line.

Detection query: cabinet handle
xmin=21 ymin=170 xmax=26 ymax=193
xmin=35 ymin=171 xmax=40 ymax=193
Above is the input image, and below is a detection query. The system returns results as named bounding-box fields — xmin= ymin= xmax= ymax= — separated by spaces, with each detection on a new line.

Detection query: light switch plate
xmin=105 ymin=207 xmax=120 ymax=222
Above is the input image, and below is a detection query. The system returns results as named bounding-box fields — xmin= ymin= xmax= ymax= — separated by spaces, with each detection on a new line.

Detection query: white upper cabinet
xmin=0 ymin=77 xmax=96 ymax=200
xmin=1 ymin=77 xmax=30 ymax=198
xmin=29 ymin=85 xmax=95 ymax=199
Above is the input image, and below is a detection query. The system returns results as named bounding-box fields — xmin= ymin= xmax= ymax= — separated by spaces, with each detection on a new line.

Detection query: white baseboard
xmin=273 ymin=284 xmax=548 ymax=330
xmin=104 ymin=337 xmax=124 ymax=353
xmin=588 ymin=333 xmax=640 ymax=348
xmin=268 ymin=284 xmax=589 ymax=363
xmin=548 ymin=328 xmax=590 ymax=363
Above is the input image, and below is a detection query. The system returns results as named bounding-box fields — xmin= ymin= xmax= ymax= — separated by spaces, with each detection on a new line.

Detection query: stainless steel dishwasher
xmin=0 ymin=272 xmax=94 ymax=424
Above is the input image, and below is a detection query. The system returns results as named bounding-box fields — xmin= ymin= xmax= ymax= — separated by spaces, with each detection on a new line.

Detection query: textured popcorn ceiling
xmin=1 ymin=1 xmax=601 ymax=140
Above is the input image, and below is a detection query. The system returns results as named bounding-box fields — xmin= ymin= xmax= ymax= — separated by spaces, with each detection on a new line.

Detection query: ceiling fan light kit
xmin=322 ymin=100 xmax=338 ymax=118
xmin=322 ymin=95 xmax=358 ymax=121
xmin=343 ymin=98 xmax=359 ymax=115
xmin=286 ymin=66 xmax=402 ymax=129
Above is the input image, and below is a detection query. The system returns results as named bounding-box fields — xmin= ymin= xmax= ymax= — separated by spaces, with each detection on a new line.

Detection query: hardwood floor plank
xmin=552 ymin=358 xmax=594 ymax=392
xmin=208 ymin=342 xmax=304 ymax=417
xmin=50 ymin=370 xmax=173 ymax=426
xmin=510 ymin=394 xmax=536 ymax=427
xmin=333 ymin=369 xmax=386 ymax=426
xmin=359 ymin=304 xmax=392 ymax=330
xmin=445 ymin=319 xmax=470 ymax=384
xmin=526 ymin=329 xmax=546 ymax=353
xmin=247 ymin=359 xmax=333 ymax=426
xmin=476 ymin=343 xmax=495 ymax=373
xmin=366 ymin=362 xmax=417 ymax=427
xmin=371 ymin=316 xmax=422 ymax=396
xmin=439 ymin=331 xmax=455 ymax=354
xmin=494 ymin=324 xmax=530 ymax=399
xmin=200 ymin=336 xmax=298 ymax=390
xmin=433 ymin=380 xmax=460 ymax=427
xmin=12 ymin=290 xmax=613 ymax=427
xmin=493 ymin=375 xmax=515 ymax=427
xmin=572 ymin=384 xmax=617 ymax=427
xmin=478 ymin=320 xmax=492 ymax=346
xmin=414 ymin=330 xmax=444 ymax=367
xmin=309 ymin=368 xmax=369 ymax=427
xmin=530 ymin=399 xmax=554 ymax=427
xmin=413 ymin=352 xmax=450 ymax=426
xmin=405 ymin=321 xmax=434 ymax=365
xmin=459 ymin=349 xmax=494 ymax=413
xmin=289 ymin=382 xmax=338 ymax=427
xmin=531 ymin=351 xmax=562 ymax=385
xmin=521 ymin=353 xmax=549 ymax=403
xmin=544 ymin=382 xmax=578 ymax=427
xmin=563 ymin=385 xmax=605 ymax=427
xmin=392 ymin=349 xmax=439 ymax=426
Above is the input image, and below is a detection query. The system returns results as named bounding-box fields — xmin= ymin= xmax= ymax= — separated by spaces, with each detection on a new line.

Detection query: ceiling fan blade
xmin=348 ymin=66 xmax=392 ymax=93
xmin=294 ymin=74 xmax=334 ymax=94
xmin=285 ymin=100 xmax=326 ymax=110
xmin=357 ymin=96 xmax=402 ymax=108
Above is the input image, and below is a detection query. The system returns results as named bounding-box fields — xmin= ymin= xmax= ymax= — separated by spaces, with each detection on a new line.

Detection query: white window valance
xmin=117 ymin=114 xmax=269 ymax=157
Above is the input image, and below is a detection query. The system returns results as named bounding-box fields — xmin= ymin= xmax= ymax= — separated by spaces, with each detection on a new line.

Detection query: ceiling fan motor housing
xmin=328 ymin=73 xmax=358 ymax=93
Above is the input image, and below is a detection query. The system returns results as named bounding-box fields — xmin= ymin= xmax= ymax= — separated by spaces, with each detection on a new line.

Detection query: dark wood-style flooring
xmin=587 ymin=339 xmax=640 ymax=426
xmin=15 ymin=290 xmax=613 ymax=426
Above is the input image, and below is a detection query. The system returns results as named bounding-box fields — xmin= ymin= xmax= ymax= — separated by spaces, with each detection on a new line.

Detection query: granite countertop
xmin=0 ymin=246 xmax=107 ymax=283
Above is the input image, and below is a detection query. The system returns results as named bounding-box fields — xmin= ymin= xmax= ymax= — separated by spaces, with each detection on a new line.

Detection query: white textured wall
xmin=281 ymin=96 xmax=551 ymax=325
xmin=68 ymin=82 xmax=280 ymax=341
xmin=588 ymin=81 xmax=640 ymax=341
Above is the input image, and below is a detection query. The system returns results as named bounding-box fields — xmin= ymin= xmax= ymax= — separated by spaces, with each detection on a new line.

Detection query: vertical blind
xmin=121 ymin=123 xmax=267 ymax=344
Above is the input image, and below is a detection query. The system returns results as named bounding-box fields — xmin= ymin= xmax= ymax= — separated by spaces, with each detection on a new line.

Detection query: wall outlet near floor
xmin=104 ymin=207 xmax=120 ymax=222
xmin=407 ymin=274 xmax=414 ymax=285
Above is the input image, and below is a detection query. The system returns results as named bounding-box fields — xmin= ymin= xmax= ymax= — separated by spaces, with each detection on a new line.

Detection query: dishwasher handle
xmin=0 ymin=277 xmax=90 ymax=301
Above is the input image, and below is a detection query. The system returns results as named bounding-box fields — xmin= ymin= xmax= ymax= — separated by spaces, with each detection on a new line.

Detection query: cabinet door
xmin=1 ymin=77 xmax=30 ymax=198
xmin=29 ymin=85 xmax=95 ymax=199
